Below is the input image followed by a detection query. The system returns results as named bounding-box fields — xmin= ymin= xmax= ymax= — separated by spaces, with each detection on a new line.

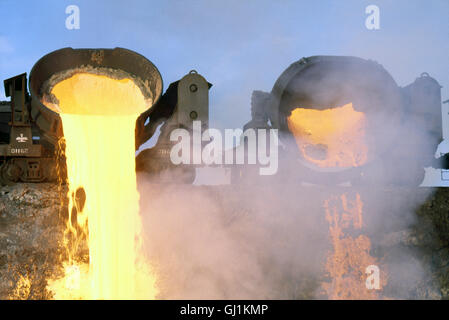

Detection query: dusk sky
xmin=1 ymin=0 xmax=448 ymax=133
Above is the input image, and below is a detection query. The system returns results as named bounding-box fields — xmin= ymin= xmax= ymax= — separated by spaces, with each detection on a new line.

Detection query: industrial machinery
xmin=0 ymin=73 xmax=56 ymax=184
xmin=0 ymin=47 xmax=211 ymax=185
xmin=135 ymin=70 xmax=212 ymax=183
xmin=234 ymin=56 xmax=447 ymax=186
xmin=0 ymin=50 xmax=446 ymax=186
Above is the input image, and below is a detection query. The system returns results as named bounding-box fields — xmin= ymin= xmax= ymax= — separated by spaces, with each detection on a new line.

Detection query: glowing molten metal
xmin=287 ymin=103 xmax=368 ymax=168
xmin=322 ymin=193 xmax=383 ymax=299
xmin=47 ymin=73 xmax=157 ymax=299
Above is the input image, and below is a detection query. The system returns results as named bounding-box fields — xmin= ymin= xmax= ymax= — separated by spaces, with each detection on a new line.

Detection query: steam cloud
xmin=136 ymin=109 xmax=441 ymax=299
xmin=136 ymin=57 xmax=442 ymax=299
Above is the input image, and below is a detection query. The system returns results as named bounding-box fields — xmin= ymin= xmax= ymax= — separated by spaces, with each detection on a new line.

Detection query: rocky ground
xmin=414 ymin=188 xmax=449 ymax=298
xmin=0 ymin=183 xmax=63 ymax=299
xmin=0 ymin=183 xmax=448 ymax=299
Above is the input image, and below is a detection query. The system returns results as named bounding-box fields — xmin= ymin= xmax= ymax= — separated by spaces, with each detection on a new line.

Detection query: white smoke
xmin=136 ymin=56 xmax=442 ymax=299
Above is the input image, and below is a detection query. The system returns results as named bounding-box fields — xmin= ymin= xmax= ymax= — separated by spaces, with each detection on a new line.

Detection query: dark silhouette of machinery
xmin=0 ymin=50 xmax=445 ymax=185
xmin=0 ymin=47 xmax=210 ymax=185
xmin=0 ymin=74 xmax=56 ymax=184
xmin=234 ymin=56 xmax=447 ymax=185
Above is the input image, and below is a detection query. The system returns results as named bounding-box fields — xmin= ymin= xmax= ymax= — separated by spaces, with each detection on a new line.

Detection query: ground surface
xmin=0 ymin=183 xmax=63 ymax=299
xmin=0 ymin=183 xmax=448 ymax=299
xmin=415 ymin=188 xmax=449 ymax=298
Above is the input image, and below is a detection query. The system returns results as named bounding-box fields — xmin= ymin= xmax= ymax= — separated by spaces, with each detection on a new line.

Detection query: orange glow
xmin=46 ymin=73 xmax=157 ymax=299
xmin=287 ymin=103 xmax=368 ymax=168
xmin=322 ymin=193 xmax=385 ymax=299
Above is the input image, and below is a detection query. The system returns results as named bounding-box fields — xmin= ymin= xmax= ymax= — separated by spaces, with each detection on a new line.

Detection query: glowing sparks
xmin=9 ymin=274 xmax=31 ymax=300
xmin=322 ymin=192 xmax=384 ymax=299
xmin=46 ymin=73 xmax=157 ymax=299
xmin=287 ymin=103 xmax=368 ymax=168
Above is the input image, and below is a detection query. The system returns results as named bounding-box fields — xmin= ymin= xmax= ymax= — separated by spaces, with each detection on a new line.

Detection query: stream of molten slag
xmin=46 ymin=73 xmax=157 ymax=299
xmin=287 ymin=103 xmax=384 ymax=298
xmin=322 ymin=192 xmax=384 ymax=299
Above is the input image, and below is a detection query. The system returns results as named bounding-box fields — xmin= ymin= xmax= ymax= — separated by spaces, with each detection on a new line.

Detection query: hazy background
xmin=0 ymin=0 xmax=448 ymax=137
